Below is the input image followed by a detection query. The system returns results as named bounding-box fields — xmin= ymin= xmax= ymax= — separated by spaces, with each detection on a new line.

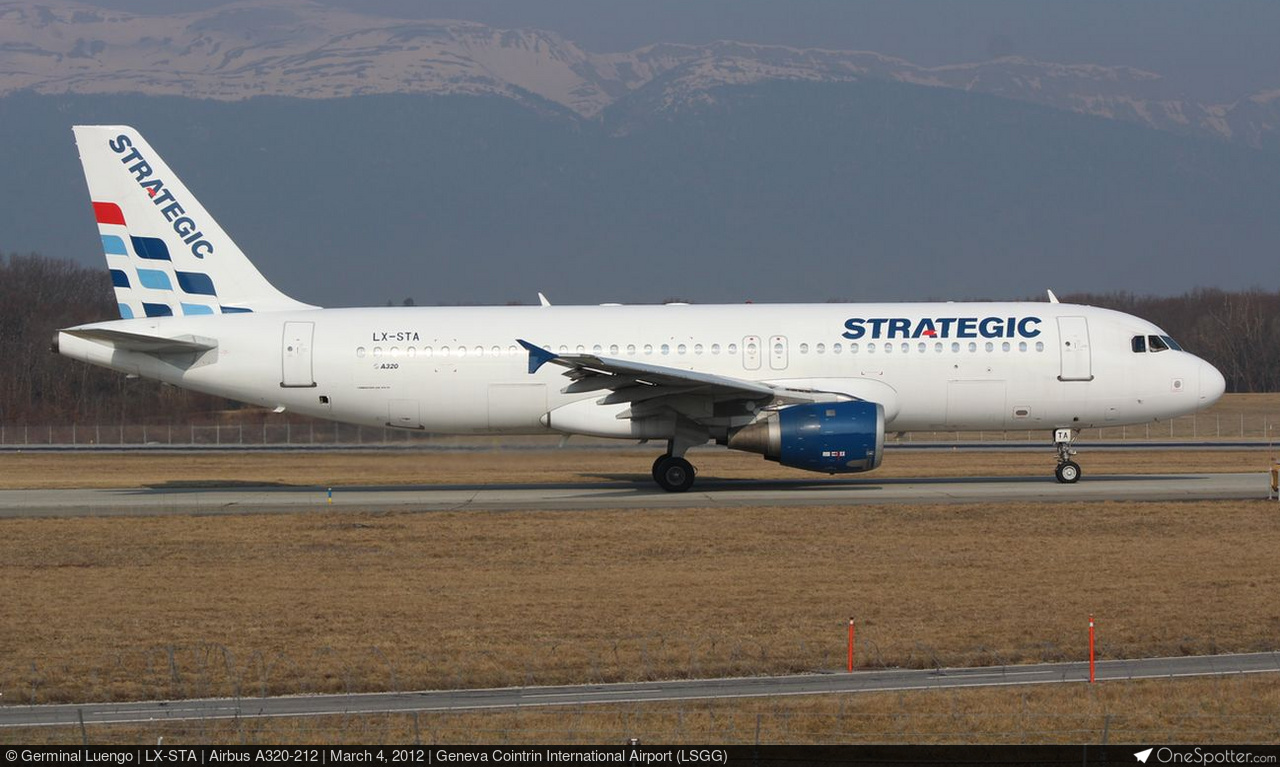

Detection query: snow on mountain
xmin=2 ymin=0 xmax=1276 ymax=149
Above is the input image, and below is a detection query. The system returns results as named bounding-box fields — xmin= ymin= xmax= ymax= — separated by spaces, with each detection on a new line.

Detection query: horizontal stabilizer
xmin=61 ymin=327 xmax=218 ymax=354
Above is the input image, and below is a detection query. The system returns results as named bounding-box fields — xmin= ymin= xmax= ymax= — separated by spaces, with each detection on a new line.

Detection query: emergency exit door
xmin=742 ymin=335 xmax=761 ymax=371
xmin=768 ymin=335 xmax=789 ymax=370
xmin=281 ymin=321 xmax=316 ymax=388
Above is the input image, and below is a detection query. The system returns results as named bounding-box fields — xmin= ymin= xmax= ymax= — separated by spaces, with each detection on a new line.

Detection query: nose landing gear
xmin=1054 ymin=428 xmax=1081 ymax=483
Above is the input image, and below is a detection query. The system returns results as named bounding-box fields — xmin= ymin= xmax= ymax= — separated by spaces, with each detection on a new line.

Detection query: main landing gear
xmin=650 ymin=430 xmax=707 ymax=492
xmin=1054 ymin=428 xmax=1081 ymax=484
xmin=652 ymin=453 xmax=695 ymax=493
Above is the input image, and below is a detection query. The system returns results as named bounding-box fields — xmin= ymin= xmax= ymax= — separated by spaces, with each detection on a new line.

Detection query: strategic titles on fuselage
xmin=842 ymin=316 xmax=1042 ymax=341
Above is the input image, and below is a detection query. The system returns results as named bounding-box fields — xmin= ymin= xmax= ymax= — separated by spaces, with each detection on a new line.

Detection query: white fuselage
xmin=58 ymin=301 xmax=1224 ymax=438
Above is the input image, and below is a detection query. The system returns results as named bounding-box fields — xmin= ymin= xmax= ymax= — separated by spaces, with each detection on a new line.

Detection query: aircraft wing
xmin=517 ymin=340 xmax=842 ymax=412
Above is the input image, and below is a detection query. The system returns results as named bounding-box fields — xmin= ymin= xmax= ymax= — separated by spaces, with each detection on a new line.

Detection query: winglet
xmin=1047 ymin=289 xmax=1060 ymax=304
xmin=518 ymin=339 xmax=558 ymax=374
xmin=537 ymin=292 xmax=552 ymax=307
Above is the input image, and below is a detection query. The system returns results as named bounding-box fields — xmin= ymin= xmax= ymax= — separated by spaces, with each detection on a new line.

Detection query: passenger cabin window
xmin=1132 ymin=336 xmax=1147 ymax=353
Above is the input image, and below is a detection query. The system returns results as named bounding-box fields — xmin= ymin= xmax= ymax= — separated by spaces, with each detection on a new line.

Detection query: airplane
xmin=54 ymin=125 xmax=1227 ymax=492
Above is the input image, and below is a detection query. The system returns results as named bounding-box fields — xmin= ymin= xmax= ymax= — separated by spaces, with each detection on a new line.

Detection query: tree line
xmin=1 ymin=253 xmax=1276 ymax=425
xmin=0 ymin=252 xmax=233 ymax=425
xmin=1063 ymin=289 xmax=1280 ymax=394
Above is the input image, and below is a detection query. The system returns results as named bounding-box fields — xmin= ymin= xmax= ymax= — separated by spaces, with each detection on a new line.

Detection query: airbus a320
xmin=55 ymin=126 xmax=1226 ymax=491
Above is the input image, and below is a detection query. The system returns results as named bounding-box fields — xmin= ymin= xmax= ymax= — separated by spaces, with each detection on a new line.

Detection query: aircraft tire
xmin=652 ymin=454 xmax=669 ymax=484
xmin=1055 ymin=460 xmax=1081 ymax=484
xmin=654 ymin=456 xmax=696 ymax=493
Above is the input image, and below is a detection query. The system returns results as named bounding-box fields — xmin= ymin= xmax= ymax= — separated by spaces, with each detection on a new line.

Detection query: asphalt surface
xmin=0 ymin=472 xmax=1267 ymax=517
xmin=2 ymin=652 xmax=1277 ymax=728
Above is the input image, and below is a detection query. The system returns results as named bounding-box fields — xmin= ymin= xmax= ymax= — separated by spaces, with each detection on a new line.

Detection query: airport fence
xmin=0 ymin=411 xmax=1278 ymax=448
xmin=0 ymin=420 xmax=443 ymax=448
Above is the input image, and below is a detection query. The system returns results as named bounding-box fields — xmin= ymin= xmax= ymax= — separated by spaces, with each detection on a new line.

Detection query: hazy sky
xmin=93 ymin=0 xmax=1280 ymax=100
xmin=12 ymin=1 xmax=1280 ymax=306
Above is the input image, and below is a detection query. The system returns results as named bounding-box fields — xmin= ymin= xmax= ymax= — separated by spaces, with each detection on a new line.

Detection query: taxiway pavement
xmin=0 ymin=472 xmax=1266 ymax=518
xmin=2 ymin=652 xmax=1277 ymax=728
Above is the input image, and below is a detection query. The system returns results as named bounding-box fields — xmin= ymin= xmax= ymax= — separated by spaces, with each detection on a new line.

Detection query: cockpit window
xmin=1134 ymin=334 xmax=1184 ymax=353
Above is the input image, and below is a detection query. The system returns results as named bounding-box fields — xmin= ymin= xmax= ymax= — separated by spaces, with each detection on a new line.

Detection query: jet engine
xmin=726 ymin=400 xmax=884 ymax=474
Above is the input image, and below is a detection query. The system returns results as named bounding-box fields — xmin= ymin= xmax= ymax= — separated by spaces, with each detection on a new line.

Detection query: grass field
xmin=2 ymin=423 xmax=1279 ymax=744
xmin=1 ymin=497 xmax=1277 ymax=703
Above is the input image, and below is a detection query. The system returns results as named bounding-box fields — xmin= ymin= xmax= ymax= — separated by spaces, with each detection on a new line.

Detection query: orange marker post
xmin=1089 ymin=614 xmax=1096 ymax=684
xmin=847 ymin=618 xmax=855 ymax=672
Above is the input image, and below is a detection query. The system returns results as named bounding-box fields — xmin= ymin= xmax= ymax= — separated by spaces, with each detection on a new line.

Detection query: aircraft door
xmin=387 ymin=399 xmax=423 ymax=429
xmin=1057 ymin=316 xmax=1093 ymax=381
xmin=743 ymin=336 xmax=761 ymax=370
xmin=281 ymin=321 xmax=316 ymax=388
xmin=769 ymin=335 xmax=788 ymax=370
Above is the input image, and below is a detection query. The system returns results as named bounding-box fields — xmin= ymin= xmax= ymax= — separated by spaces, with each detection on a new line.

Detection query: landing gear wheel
xmin=1055 ymin=460 xmax=1081 ymax=484
xmin=653 ymin=456 xmax=696 ymax=493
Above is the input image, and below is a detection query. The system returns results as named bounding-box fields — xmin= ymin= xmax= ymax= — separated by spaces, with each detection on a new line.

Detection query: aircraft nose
xmin=1199 ymin=360 xmax=1226 ymax=407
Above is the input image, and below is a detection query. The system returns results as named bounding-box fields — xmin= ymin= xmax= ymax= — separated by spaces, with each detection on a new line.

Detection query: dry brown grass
xmin=1 ymin=446 xmax=1277 ymax=490
xmin=2 ymin=499 xmax=1277 ymax=708
xmin=5 ymin=676 xmax=1279 ymax=745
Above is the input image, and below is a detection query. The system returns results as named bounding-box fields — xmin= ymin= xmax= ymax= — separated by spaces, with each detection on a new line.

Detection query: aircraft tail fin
xmin=72 ymin=125 xmax=315 ymax=319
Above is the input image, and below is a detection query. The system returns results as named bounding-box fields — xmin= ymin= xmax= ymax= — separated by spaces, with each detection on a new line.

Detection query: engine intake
xmin=727 ymin=400 xmax=884 ymax=474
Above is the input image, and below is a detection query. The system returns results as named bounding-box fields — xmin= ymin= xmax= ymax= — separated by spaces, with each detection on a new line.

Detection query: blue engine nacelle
xmin=726 ymin=400 xmax=884 ymax=474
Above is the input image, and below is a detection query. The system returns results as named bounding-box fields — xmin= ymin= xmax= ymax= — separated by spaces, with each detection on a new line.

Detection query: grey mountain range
xmin=3 ymin=1 xmax=1279 ymax=306
xmin=3 ymin=0 xmax=1279 ymax=151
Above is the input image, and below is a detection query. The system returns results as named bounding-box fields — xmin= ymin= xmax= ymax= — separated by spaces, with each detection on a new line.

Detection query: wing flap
xmin=516 ymin=338 xmax=855 ymax=429
xmin=519 ymin=339 xmax=776 ymax=402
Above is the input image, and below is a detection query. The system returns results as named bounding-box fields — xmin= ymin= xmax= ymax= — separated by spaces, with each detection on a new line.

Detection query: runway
xmin=0 ymin=472 xmax=1266 ymax=517
xmin=2 ymin=652 xmax=1277 ymax=728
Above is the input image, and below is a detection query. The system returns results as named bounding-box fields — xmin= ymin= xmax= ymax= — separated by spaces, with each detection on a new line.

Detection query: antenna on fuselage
xmin=1046 ymin=289 xmax=1060 ymax=304
xmin=538 ymin=292 xmax=552 ymax=307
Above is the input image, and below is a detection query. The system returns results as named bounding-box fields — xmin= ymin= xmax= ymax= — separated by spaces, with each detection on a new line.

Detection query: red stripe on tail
xmin=93 ymin=202 xmax=126 ymax=226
